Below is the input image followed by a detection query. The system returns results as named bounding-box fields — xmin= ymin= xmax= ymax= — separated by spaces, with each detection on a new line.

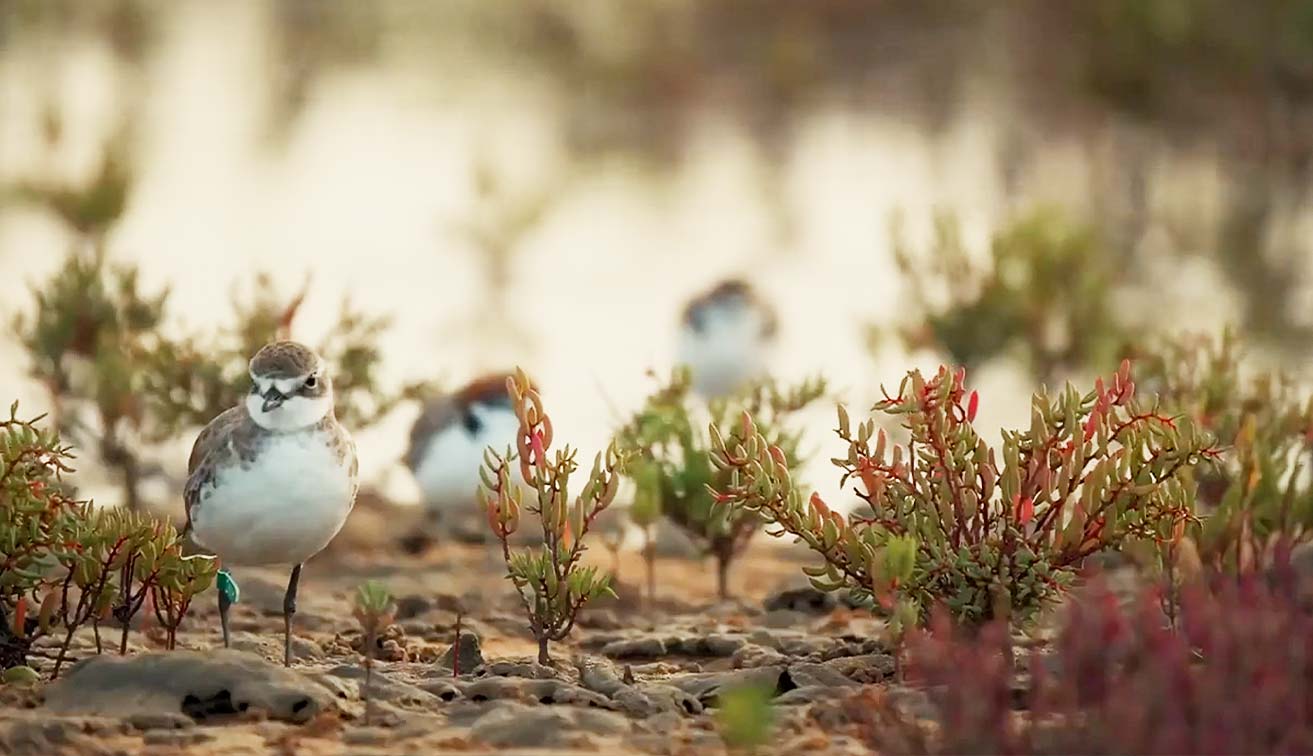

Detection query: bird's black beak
xmin=262 ymin=387 xmax=287 ymax=412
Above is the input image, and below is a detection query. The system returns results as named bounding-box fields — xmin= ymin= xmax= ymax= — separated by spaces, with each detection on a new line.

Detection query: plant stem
xmin=715 ymin=549 xmax=731 ymax=601
xmin=537 ymin=635 xmax=550 ymax=665
xmin=364 ymin=627 xmax=375 ymax=726
xmin=452 ymin=612 xmax=462 ymax=678
xmin=643 ymin=527 xmax=656 ymax=610
xmin=52 ymin=624 xmax=77 ymax=679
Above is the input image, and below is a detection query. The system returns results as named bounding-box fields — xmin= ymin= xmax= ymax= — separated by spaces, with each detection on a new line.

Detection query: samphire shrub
xmin=711 ymin=362 xmax=1218 ymax=627
xmin=1129 ymin=329 xmax=1313 ymax=575
xmin=614 ymin=367 xmax=825 ymax=600
xmin=480 ymin=370 xmax=624 ymax=664
xmin=0 ymin=404 xmax=215 ymax=678
xmin=12 ymin=249 xmax=432 ymax=511
xmin=871 ymin=208 xmax=1129 ymax=385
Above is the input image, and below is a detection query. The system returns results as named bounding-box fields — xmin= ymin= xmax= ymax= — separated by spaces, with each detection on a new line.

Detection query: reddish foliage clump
xmin=903 ymin=571 xmax=1313 ymax=754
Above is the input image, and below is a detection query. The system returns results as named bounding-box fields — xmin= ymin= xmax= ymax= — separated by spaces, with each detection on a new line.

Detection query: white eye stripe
xmin=275 ymin=378 xmax=303 ymax=395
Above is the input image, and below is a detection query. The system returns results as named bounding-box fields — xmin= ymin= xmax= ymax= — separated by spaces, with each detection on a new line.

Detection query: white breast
xmin=678 ymin=307 xmax=769 ymax=399
xmin=191 ymin=431 xmax=355 ymax=566
xmin=412 ymin=405 xmax=522 ymax=515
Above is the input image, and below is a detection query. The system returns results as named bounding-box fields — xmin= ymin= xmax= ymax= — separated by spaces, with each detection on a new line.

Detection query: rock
xmin=577 ymin=608 xmax=624 ymax=630
xmin=601 ymin=636 xmax=667 ymax=659
xmin=419 ymin=678 xmax=463 ymax=702
xmin=342 ymin=727 xmax=392 ymax=746
xmin=702 ymin=633 xmax=748 ymax=657
xmin=633 ymin=684 xmax=703 ymax=716
xmin=141 ymin=729 xmax=212 ymax=746
xmin=763 ymin=608 xmax=809 ymax=628
xmin=468 ymin=701 xmax=629 ymax=749
xmin=731 ymin=644 xmax=786 ymax=669
xmin=0 ymin=716 xmax=113 ymax=756
xmin=573 ymin=657 xmax=702 ymax=717
xmin=630 ymin=733 xmax=674 ymax=754
xmin=126 ymin=712 xmax=193 ymax=731
xmin=44 ymin=650 xmax=336 ymax=724
xmin=575 ymin=657 xmax=628 ymax=697
xmin=438 ymin=633 xmax=484 ymax=674
xmin=779 ymin=635 xmax=834 ymax=657
xmin=573 ymin=707 xmax=633 ymax=736
xmin=460 ymin=676 xmax=611 ymax=708
xmin=775 ymin=685 xmax=856 ymax=706
xmin=394 ymin=594 xmax=432 ymax=620
xmin=469 ymin=702 xmax=575 ymax=748
xmin=665 ymin=667 xmax=786 ymax=706
xmin=318 ymin=665 xmax=438 ymax=707
xmin=232 ymin=632 xmax=324 ymax=662
xmin=763 ymin=586 xmax=838 ymax=614
xmin=785 ymin=663 xmax=860 ymax=689
xmin=474 ymin=659 xmax=564 ymax=680
xmin=821 ymin=653 xmax=897 ymax=683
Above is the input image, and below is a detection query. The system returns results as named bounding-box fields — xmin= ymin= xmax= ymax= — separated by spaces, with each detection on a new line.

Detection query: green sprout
xmin=353 ymin=580 xmax=396 ymax=726
xmin=716 ymin=683 xmax=775 ymax=752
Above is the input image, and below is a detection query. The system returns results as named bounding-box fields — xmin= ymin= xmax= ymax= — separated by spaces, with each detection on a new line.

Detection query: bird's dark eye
xmin=305 ymin=375 xmax=318 ymax=389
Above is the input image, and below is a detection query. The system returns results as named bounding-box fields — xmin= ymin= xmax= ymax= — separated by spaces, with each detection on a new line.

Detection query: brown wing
xmin=183 ymin=406 xmax=260 ymax=532
xmin=404 ymin=397 xmax=460 ymax=471
xmin=329 ymin=420 xmax=360 ymax=507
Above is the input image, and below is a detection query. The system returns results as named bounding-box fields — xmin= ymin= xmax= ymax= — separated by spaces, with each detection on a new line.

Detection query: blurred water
xmin=0 ymin=3 xmax=1255 ymax=513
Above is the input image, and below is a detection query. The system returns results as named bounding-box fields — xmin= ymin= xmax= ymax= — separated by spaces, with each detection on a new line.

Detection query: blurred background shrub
xmin=2 ymin=0 xmax=1311 ymax=515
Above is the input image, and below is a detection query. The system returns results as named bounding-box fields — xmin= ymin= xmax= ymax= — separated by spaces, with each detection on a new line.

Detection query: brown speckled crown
xmin=681 ymin=278 xmax=778 ymax=338
xmin=249 ymin=341 xmax=321 ymax=378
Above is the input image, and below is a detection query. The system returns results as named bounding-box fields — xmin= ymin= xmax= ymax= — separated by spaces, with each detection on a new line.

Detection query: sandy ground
xmin=0 ymin=497 xmax=905 ymax=755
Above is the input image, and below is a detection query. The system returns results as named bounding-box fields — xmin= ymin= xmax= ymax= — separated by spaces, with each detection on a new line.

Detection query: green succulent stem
xmin=481 ymin=370 xmax=623 ymax=664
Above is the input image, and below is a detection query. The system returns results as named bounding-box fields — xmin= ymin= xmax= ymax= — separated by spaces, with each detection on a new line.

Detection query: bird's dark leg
xmin=283 ymin=564 xmax=302 ymax=667
xmin=218 ymin=584 xmax=232 ymax=649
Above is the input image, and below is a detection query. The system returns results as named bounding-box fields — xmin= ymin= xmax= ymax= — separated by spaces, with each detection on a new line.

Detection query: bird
xmin=404 ymin=372 xmax=523 ymax=531
xmin=184 ymin=341 xmax=358 ymax=667
xmin=677 ymin=279 xmax=778 ymax=399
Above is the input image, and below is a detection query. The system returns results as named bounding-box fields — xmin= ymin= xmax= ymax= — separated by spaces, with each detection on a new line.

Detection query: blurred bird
xmin=184 ymin=341 xmax=358 ymax=667
xmin=677 ymin=279 xmax=778 ymax=399
xmin=405 ymin=372 xmax=524 ymax=530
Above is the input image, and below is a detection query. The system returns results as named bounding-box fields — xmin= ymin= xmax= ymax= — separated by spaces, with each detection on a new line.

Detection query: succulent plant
xmin=353 ymin=580 xmax=396 ymax=725
xmin=1129 ymin=329 xmax=1313 ymax=575
xmin=872 ymin=208 xmax=1130 ymax=386
xmin=480 ymin=369 xmax=624 ymax=664
xmin=12 ymin=250 xmax=434 ymax=512
xmin=0 ymin=404 xmax=215 ymax=677
xmin=711 ymin=362 xmax=1219 ymax=628
xmin=615 ymin=367 xmax=825 ymax=601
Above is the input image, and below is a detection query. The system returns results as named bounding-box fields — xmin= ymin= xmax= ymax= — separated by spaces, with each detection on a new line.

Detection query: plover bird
xmin=184 ymin=341 xmax=358 ymax=666
xmin=677 ymin=279 xmax=778 ymax=399
xmin=405 ymin=372 xmax=522 ymax=527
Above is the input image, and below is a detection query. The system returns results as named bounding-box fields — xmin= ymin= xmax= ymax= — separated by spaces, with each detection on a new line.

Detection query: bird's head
xmin=681 ymin=278 xmax=778 ymax=340
xmin=245 ymin=341 xmax=334 ymax=431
